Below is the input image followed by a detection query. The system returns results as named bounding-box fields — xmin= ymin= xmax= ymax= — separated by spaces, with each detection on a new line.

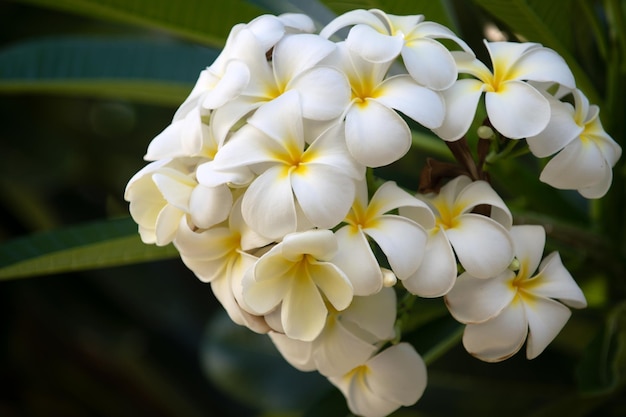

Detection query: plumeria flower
xmin=333 ymin=180 xmax=434 ymax=296
xmin=402 ymin=176 xmax=514 ymax=297
xmin=320 ymin=8 xmax=472 ymax=90
xmin=209 ymin=91 xmax=364 ymax=240
xmin=328 ymin=343 xmax=427 ymax=417
xmin=241 ymin=229 xmax=354 ymax=342
xmin=269 ymin=287 xmax=397 ymax=376
xmin=434 ymin=40 xmax=576 ymax=141
xmin=210 ymin=31 xmax=350 ymax=145
xmin=173 ymin=197 xmax=271 ymax=333
xmin=124 ymin=157 xmax=233 ymax=245
xmin=323 ymin=42 xmax=444 ymax=167
xmin=527 ymin=88 xmax=622 ymax=198
xmin=445 ymin=225 xmax=587 ymax=362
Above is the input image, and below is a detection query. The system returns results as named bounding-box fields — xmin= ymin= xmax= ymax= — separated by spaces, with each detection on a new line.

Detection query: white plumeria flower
xmin=328 ymin=342 xmax=427 ymax=417
xmin=210 ymin=91 xmax=363 ymax=240
xmin=333 ymin=180 xmax=434 ymax=296
xmin=320 ymin=8 xmax=472 ymax=90
xmin=445 ymin=225 xmax=587 ymax=362
xmin=269 ymin=287 xmax=397 ymax=376
xmin=124 ymin=157 xmax=233 ymax=245
xmin=403 ymin=176 xmax=514 ymax=297
xmin=434 ymin=40 xmax=576 ymax=141
xmin=210 ymin=31 xmax=351 ymax=145
xmin=527 ymin=88 xmax=622 ymax=198
xmin=242 ymin=229 xmax=354 ymax=342
xmin=323 ymin=42 xmax=444 ymax=167
xmin=173 ymin=197 xmax=271 ymax=333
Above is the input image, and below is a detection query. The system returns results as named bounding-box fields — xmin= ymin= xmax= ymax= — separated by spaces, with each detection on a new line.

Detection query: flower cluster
xmin=125 ymin=8 xmax=621 ymax=417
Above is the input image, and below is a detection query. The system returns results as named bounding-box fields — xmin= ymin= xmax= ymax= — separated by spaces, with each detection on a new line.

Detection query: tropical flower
xmin=209 ymin=91 xmax=363 ymax=240
xmin=402 ymin=175 xmax=514 ymax=297
xmin=332 ymin=180 xmax=434 ymax=295
xmin=320 ymin=8 xmax=472 ymax=90
xmin=328 ymin=342 xmax=428 ymax=417
xmin=434 ymin=40 xmax=576 ymax=141
xmin=269 ymin=287 xmax=397 ymax=377
xmin=241 ymin=229 xmax=354 ymax=342
xmin=323 ymin=42 xmax=444 ymax=167
xmin=445 ymin=225 xmax=587 ymax=362
xmin=526 ymin=88 xmax=622 ymax=198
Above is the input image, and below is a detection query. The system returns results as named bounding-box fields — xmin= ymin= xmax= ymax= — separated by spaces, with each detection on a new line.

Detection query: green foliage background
xmin=0 ymin=0 xmax=625 ymax=416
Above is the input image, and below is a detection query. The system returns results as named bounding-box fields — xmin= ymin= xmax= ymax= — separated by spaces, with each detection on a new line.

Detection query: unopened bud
xmin=477 ymin=125 xmax=495 ymax=140
xmin=508 ymin=257 xmax=521 ymax=271
xmin=382 ymin=267 xmax=397 ymax=287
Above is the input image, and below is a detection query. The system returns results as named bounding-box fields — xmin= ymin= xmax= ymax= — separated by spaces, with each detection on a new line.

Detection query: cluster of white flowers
xmin=125 ymin=9 xmax=621 ymax=417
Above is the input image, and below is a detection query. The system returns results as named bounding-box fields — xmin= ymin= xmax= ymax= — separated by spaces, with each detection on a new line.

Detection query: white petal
xmin=310 ymin=261 xmax=354 ymax=311
xmin=366 ymin=343 xmax=427 ymax=406
xmin=512 ymin=46 xmax=576 ymax=88
xmin=154 ymin=204 xmax=184 ymax=246
xmin=446 ymin=214 xmax=514 ymax=279
xmin=346 ymin=24 xmax=404 ymax=63
xmin=402 ymin=38 xmax=458 ymax=90
xmin=242 ymin=167 xmax=297 ymax=240
xmin=375 ymin=75 xmax=445 ymax=128
xmin=401 ymin=228 xmax=457 ymax=297
xmin=210 ymin=96 xmax=261 ymax=145
xmin=282 ymin=274 xmax=327 ymax=341
xmin=281 ymin=229 xmax=338 ymax=262
xmin=329 ymin=370 xmax=397 ymax=417
xmin=246 ymin=90 xmax=304 ymax=147
xmin=342 ymin=287 xmax=397 ymax=341
xmin=292 ymin=166 xmax=356 ymax=229
xmin=524 ymin=296 xmax=572 ymax=359
xmin=320 ymin=9 xmax=386 ymax=39
xmin=365 ymin=215 xmax=427 ymax=279
xmin=305 ymin=123 xmax=364 ymax=179
xmin=463 ymin=302 xmax=528 ymax=362
xmin=445 ymin=270 xmax=516 ymax=324
xmin=526 ymin=98 xmax=580 ymax=157
xmin=152 ymin=169 xmax=195 ymax=211
xmin=273 ymin=34 xmax=336 ymax=82
xmin=332 ymin=226 xmax=383 ymax=296
xmin=145 ymin=119 xmax=186 ymax=161
xmin=345 ymin=100 xmax=411 ymax=167
xmin=456 ymin=180 xmax=512 ymax=228
xmin=188 ymin=184 xmax=232 ymax=229
xmin=268 ymin=331 xmax=316 ymax=371
xmin=510 ymin=225 xmax=545 ymax=279
xmin=174 ymin=222 xmax=232 ymax=260
xmin=531 ymin=252 xmax=587 ymax=308
xmin=539 ymin=139 xmax=608 ymax=190
xmin=432 ymin=79 xmax=484 ymax=141
xmin=373 ymin=181 xmax=435 ymax=229
xmin=202 ymin=59 xmax=250 ymax=109
xmin=288 ymin=67 xmax=351 ymax=120
xmin=242 ymin=271 xmax=289 ymax=315
xmin=485 ymin=81 xmax=550 ymax=139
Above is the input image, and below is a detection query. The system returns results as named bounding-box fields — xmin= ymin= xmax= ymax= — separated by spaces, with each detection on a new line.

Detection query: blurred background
xmin=1 ymin=1 xmax=625 ymax=416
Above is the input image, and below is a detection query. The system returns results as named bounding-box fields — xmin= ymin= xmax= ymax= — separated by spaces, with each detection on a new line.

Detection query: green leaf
xmin=320 ymin=0 xmax=459 ymax=31
xmin=470 ymin=0 xmax=601 ymax=105
xmin=0 ymin=217 xmax=178 ymax=280
xmin=13 ymin=0 xmax=267 ymax=47
xmin=0 ymin=36 xmax=219 ymax=105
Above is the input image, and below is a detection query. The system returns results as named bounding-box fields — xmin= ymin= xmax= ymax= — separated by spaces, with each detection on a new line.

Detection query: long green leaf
xmin=13 ymin=0 xmax=267 ymax=47
xmin=471 ymin=0 xmax=601 ymax=105
xmin=0 ymin=217 xmax=178 ymax=280
xmin=0 ymin=36 xmax=219 ymax=105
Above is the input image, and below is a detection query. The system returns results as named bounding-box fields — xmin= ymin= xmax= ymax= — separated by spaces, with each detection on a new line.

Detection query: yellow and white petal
xmin=288 ymin=67 xmax=351 ymax=120
xmin=310 ymin=262 xmax=353 ymax=311
xmin=456 ymin=180 xmax=512 ymax=228
xmin=530 ymin=252 xmax=587 ymax=308
xmin=463 ymin=302 xmax=527 ymax=362
xmin=432 ymin=78 xmax=485 ymax=141
xmin=332 ymin=226 xmax=383 ymax=296
xmin=268 ymin=331 xmax=316 ymax=371
xmin=280 ymin=229 xmax=338 ymax=262
xmin=273 ymin=34 xmax=337 ymax=83
xmin=510 ymin=225 xmax=545 ymax=278
xmin=523 ymin=296 xmax=572 ymax=359
xmin=281 ymin=274 xmax=328 ymax=341
xmin=188 ymin=184 xmax=232 ymax=230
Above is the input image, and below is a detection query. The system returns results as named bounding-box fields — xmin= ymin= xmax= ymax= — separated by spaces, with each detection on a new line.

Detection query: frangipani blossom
xmin=434 ymin=40 xmax=576 ymax=141
xmin=445 ymin=225 xmax=587 ymax=362
xmin=321 ymin=8 xmax=472 ymax=90
xmin=210 ymin=31 xmax=350 ymax=145
xmin=403 ymin=176 xmax=514 ymax=297
xmin=124 ymin=157 xmax=232 ymax=245
xmin=328 ymin=343 xmax=427 ymax=417
xmin=333 ymin=180 xmax=434 ymax=295
xmin=325 ymin=42 xmax=444 ymax=167
xmin=269 ymin=287 xmax=397 ymax=377
xmin=242 ymin=229 xmax=354 ymax=342
xmin=211 ymin=91 xmax=363 ymax=240
xmin=527 ymin=88 xmax=622 ymax=198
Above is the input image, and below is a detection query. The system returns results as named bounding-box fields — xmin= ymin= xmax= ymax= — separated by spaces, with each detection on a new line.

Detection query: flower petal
xmin=510 ymin=225 xmax=545 ymax=279
xmin=345 ymin=100 xmax=411 ymax=167
xmin=281 ymin=229 xmax=338 ymax=262
xmin=202 ymin=59 xmax=251 ymax=109
xmin=332 ymin=226 xmax=383 ymax=296
xmin=524 ymin=296 xmax=572 ymax=359
xmin=310 ymin=262 xmax=353 ymax=311
xmin=288 ymin=67 xmax=351 ymax=120
xmin=375 ymin=75 xmax=444 ymax=128
xmin=531 ymin=252 xmax=587 ymax=308
xmin=401 ymin=38 xmax=458 ymax=90
xmin=446 ymin=213 xmax=514 ymax=279
xmin=401 ymin=228 xmax=457 ymax=297
xmin=274 ymin=34 xmax=337 ymax=82
xmin=320 ymin=9 xmax=386 ymax=39
xmin=485 ymin=80 xmax=550 ymax=139
xmin=432 ymin=78 xmax=484 ymax=141
xmin=282 ymin=274 xmax=327 ymax=341
xmin=269 ymin=331 xmax=316 ymax=371
xmin=346 ymin=24 xmax=404 ymax=63
xmin=526 ymin=97 xmax=580 ymax=158
xmin=511 ymin=46 xmax=576 ymax=88
xmin=456 ymin=180 xmax=512 ymax=228
xmin=341 ymin=287 xmax=397 ymax=341
xmin=188 ymin=184 xmax=232 ymax=229
xmin=463 ymin=302 xmax=528 ymax=362
xmin=445 ymin=270 xmax=516 ymax=324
